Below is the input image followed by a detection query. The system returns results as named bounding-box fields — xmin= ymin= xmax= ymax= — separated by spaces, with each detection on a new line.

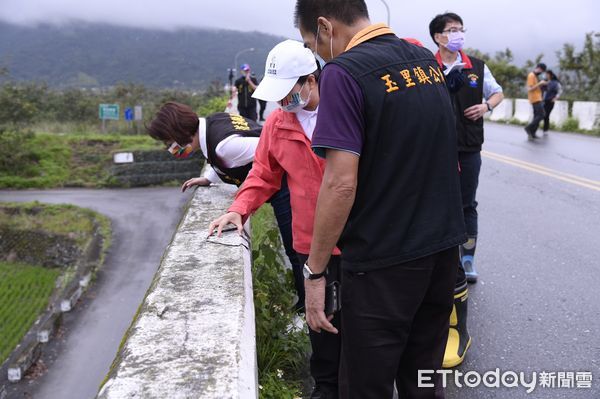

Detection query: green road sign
xmin=99 ymin=104 xmax=120 ymax=120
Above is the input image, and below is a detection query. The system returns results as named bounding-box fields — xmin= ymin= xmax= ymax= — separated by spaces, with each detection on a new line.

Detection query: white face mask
xmin=279 ymin=82 xmax=311 ymax=113
xmin=314 ymin=24 xmax=334 ymax=67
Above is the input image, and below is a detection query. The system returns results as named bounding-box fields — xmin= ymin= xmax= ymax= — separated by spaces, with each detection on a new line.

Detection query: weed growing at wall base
xmin=251 ymin=206 xmax=310 ymax=399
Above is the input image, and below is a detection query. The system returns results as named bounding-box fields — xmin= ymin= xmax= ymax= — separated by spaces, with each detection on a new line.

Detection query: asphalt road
xmin=442 ymin=123 xmax=600 ymax=399
xmin=0 ymin=188 xmax=193 ymax=399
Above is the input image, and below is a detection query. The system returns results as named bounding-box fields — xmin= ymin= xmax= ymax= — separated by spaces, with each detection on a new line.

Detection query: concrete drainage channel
xmin=0 ymin=223 xmax=106 ymax=387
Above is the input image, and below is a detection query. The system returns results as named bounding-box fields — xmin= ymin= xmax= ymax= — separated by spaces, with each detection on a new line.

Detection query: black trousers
xmin=339 ymin=247 xmax=458 ymax=399
xmin=297 ymin=254 xmax=342 ymax=390
xmin=258 ymin=100 xmax=267 ymax=120
xmin=267 ymin=176 xmax=304 ymax=305
xmin=526 ymin=101 xmax=545 ymax=135
xmin=543 ymin=100 xmax=555 ymax=132
xmin=458 ymin=151 xmax=481 ymax=238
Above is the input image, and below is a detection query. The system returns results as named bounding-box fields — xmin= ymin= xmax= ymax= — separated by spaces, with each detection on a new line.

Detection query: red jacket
xmin=228 ymin=109 xmax=340 ymax=256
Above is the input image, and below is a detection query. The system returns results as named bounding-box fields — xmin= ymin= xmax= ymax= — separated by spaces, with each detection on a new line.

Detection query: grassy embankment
xmin=0 ymin=131 xmax=162 ymax=189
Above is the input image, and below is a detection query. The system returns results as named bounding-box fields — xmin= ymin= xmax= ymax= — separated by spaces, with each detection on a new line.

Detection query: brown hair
xmin=146 ymin=102 xmax=199 ymax=146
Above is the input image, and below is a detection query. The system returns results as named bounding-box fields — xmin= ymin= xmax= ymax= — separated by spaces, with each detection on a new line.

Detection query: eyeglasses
xmin=442 ymin=27 xmax=467 ymax=34
xmin=167 ymin=141 xmax=194 ymax=159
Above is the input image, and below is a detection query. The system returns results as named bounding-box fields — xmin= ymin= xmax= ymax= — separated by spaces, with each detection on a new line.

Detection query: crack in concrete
xmin=157 ymin=305 xmax=169 ymax=319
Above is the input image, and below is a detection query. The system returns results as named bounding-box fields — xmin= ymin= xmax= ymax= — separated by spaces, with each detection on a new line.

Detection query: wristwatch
xmin=485 ymin=101 xmax=493 ymax=112
xmin=303 ymin=262 xmax=327 ymax=280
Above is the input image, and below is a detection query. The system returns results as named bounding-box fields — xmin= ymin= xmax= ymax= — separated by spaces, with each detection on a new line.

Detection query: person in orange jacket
xmin=208 ymin=39 xmax=341 ymax=399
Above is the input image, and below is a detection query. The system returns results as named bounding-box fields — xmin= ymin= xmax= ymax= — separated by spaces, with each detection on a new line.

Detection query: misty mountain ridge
xmin=0 ymin=21 xmax=286 ymax=89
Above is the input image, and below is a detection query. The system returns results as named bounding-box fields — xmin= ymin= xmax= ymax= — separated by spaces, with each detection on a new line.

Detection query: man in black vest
xmin=429 ymin=12 xmax=504 ymax=368
xmin=234 ymin=64 xmax=259 ymax=121
xmin=295 ymin=1 xmax=466 ymax=397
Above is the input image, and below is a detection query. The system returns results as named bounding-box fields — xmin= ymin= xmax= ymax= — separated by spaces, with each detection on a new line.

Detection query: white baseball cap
xmin=252 ymin=40 xmax=318 ymax=102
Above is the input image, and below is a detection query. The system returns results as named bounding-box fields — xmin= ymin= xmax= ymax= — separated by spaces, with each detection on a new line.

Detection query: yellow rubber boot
xmin=443 ymin=285 xmax=472 ymax=368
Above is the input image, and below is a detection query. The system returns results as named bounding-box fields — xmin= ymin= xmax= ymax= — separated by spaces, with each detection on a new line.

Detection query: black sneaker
xmin=310 ymin=385 xmax=338 ymax=399
xmin=524 ymin=127 xmax=536 ymax=140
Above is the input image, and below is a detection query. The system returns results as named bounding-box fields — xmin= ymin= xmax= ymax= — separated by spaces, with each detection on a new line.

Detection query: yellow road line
xmin=481 ymin=150 xmax=600 ymax=192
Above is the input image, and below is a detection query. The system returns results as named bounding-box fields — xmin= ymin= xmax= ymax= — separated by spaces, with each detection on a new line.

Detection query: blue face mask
xmin=279 ymin=83 xmax=310 ymax=113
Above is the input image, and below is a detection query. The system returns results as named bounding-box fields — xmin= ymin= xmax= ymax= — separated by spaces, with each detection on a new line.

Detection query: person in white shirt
xmin=146 ymin=104 xmax=304 ymax=310
xmin=429 ymin=11 xmax=504 ymax=368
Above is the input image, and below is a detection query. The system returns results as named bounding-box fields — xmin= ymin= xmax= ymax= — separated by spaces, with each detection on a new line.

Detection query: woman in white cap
xmin=208 ymin=40 xmax=341 ymax=399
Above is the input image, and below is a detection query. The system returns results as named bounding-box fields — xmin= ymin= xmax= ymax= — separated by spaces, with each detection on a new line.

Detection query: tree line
xmin=0 ymin=77 xmax=226 ymax=128
xmin=0 ymin=32 xmax=597 ymax=130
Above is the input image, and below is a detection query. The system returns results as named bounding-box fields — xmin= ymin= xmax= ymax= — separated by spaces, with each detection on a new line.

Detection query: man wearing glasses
xmin=429 ymin=12 xmax=504 ymax=368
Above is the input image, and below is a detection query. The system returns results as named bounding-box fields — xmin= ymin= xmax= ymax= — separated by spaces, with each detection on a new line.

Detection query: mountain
xmin=0 ymin=22 xmax=286 ymax=89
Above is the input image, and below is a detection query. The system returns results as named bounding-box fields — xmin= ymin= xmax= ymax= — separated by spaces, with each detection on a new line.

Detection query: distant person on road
xmin=295 ymin=0 xmax=466 ymax=397
xmin=235 ymin=64 xmax=259 ymax=121
xmin=542 ymin=70 xmax=562 ymax=133
xmin=146 ymin=103 xmax=303 ymax=306
xmin=525 ymin=62 xmax=548 ymax=139
xmin=429 ymin=11 xmax=504 ymax=368
xmin=208 ymin=40 xmax=342 ymax=399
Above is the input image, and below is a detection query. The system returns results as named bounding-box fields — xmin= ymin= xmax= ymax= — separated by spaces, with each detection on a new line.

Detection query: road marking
xmin=482 ymin=150 xmax=600 ymax=192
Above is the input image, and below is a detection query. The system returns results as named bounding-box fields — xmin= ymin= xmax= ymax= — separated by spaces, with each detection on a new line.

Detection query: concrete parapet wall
xmin=549 ymin=100 xmax=569 ymax=127
xmin=513 ymin=99 xmax=532 ymax=123
xmin=572 ymin=101 xmax=600 ymax=130
xmin=97 ymin=183 xmax=257 ymax=399
xmin=490 ymin=99 xmax=514 ymax=122
xmin=495 ymin=99 xmax=599 ymax=131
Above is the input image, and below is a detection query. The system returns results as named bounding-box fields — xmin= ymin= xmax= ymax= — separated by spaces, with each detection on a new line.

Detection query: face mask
xmin=279 ymin=83 xmax=311 ymax=113
xmin=538 ymin=72 xmax=547 ymax=80
xmin=445 ymin=31 xmax=465 ymax=52
xmin=315 ymin=53 xmax=327 ymax=70
xmin=168 ymin=142 xmax=196 ymax=159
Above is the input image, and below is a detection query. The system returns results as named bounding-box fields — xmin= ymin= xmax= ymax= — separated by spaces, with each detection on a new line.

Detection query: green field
xmin=0 ymin=262 xmax=60 ymax=364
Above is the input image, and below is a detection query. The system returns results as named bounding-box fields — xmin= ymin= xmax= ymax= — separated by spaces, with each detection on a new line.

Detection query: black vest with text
xmin=205 ymin=113 xmax=261 ymax=186
xmin=329 ymin=34 xmax=466 ymax=271
xmin=453 ymin=56 xmax=485 ymax=152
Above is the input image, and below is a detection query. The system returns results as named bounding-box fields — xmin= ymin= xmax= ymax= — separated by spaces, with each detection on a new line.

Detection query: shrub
xmin=561 ymin=117 xmax=580 ymax=132
xmin=197 ymin=95 xmax=229 ymax=116
xmin=0 ymin=128 xmax=41 ymax=177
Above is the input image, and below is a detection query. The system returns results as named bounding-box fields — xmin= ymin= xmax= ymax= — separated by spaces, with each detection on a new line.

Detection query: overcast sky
xmin=1 ymin=0 xmax=597 ymax=66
